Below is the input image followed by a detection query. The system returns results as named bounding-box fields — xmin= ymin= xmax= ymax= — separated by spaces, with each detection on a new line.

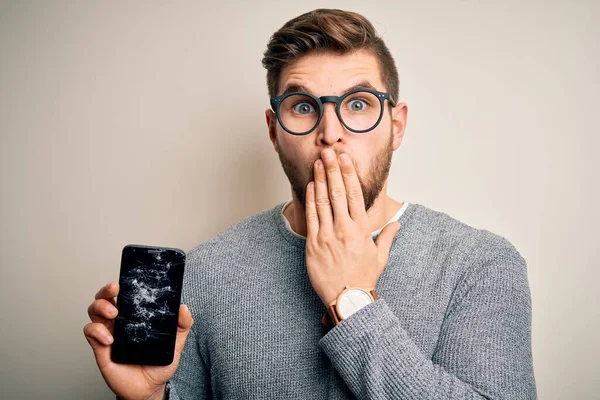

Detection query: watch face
xmin=338 ymin=289 xmax=373 ymax=319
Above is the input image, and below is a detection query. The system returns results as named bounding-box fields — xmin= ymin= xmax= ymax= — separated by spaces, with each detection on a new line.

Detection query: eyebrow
xmin=280 ymin=80 xmax=379 ymax=97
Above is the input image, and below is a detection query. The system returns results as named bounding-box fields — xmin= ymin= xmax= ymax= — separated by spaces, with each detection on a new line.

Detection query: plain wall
xmin=0 ymin=1 xmax=598 ymax=399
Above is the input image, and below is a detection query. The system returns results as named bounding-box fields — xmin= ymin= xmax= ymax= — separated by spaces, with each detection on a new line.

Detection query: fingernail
xmin=105 ymin=334 xmax=113 ymax=344
xmin=324 ymin=149 xmax=338 ymax=160
xmin=339 ymin=153 xmax=350 ymax=164
xmin=315 ymin=160 xmax=323 ymax=169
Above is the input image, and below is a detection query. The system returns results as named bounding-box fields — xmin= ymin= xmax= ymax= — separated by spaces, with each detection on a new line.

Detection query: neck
xmin=283 ymin=182 xmax=403 ymax=237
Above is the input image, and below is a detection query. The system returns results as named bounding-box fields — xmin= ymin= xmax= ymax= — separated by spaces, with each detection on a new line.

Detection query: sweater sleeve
xmin=167 ymin=323 xmax=212 ymax=399
xmin=319 ymin=244 xmax=537 ymax=399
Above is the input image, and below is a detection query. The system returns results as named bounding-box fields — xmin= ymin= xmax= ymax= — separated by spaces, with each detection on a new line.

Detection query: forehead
xmin=277 ymin=50 xmax=384 ymax=97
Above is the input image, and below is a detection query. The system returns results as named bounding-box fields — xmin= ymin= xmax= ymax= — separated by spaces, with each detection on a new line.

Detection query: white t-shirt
xmin=281 ymin=200 xmax=409 ymax=239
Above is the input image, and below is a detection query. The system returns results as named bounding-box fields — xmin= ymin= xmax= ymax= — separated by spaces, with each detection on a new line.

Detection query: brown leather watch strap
xmin=328 ymin=304 xmax=341 ymax=326
xmin=321 ymin=311 xmax=332 ymax=328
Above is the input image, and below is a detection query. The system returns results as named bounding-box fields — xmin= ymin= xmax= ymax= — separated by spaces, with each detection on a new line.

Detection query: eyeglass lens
xmin=279 ymin=91 xmax=381 ymax=134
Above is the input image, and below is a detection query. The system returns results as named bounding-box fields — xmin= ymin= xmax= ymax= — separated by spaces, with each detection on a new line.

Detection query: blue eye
xmin=293 ymin=102 xmax=316 ymax=114
xmin=348 ymin=99 xmax=368 ymax=111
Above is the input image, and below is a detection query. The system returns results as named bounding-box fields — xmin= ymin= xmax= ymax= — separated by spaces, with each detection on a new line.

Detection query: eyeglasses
xmin=270 ymin=89 xmax=393 ymax=136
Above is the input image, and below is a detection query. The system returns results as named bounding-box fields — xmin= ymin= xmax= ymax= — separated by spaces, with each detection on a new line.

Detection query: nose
xmin=316 ymin=103 xmax=343 ymax=145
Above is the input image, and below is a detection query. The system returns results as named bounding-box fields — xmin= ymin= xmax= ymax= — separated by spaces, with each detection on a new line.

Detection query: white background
xmin=0 ymin=1 xmax=598 ymax=398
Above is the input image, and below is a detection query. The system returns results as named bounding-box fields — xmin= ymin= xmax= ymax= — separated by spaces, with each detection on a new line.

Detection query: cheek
xmin=277 ymin=128 xmax=302 ymax=152
xmin=346 ymin=141 xmax=372 ymax=174
xmin=348 ymin=137 xmax=387 ymax=178
xmin=278 ymin=135 xmax=314 ymax=170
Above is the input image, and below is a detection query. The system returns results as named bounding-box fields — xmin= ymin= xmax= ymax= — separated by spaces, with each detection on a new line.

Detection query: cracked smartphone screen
xmin=111 ymin=244 xmax=186 ymax=365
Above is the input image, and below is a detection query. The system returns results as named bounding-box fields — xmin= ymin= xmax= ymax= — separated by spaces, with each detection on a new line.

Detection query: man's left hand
xmin=305 ymin=148 xmax=400 ymax=307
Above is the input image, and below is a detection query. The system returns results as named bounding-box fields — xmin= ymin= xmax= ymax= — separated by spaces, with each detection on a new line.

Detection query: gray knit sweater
xmin=168 ymin=201 xmax=536 ymax=399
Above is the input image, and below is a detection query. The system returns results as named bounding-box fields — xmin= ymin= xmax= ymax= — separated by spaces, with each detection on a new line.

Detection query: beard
xmin=276 ymin=132 xmax=394 ymax=213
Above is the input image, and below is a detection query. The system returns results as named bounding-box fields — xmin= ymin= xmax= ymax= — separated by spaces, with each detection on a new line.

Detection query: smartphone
xmin=111 ymin=244 xmax=186 ymax=365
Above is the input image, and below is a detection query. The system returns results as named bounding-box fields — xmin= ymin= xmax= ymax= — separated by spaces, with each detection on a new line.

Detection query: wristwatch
xmin=321 ymin=285 xmax=378 ymax=328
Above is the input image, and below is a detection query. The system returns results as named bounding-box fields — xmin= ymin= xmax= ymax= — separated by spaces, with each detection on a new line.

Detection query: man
xmin=84 ymin=8 xmax=536 ymax=399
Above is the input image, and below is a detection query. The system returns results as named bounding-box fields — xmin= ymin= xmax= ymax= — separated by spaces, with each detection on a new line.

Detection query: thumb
xmin=172 ymin=304 xmax=194 ymax=362
xmin=375 ymin=221 xmax=400 ymax=255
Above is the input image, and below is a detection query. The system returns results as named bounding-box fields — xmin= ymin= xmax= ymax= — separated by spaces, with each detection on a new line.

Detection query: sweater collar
xmin=273 ymin=200 xmax=414 ymax=249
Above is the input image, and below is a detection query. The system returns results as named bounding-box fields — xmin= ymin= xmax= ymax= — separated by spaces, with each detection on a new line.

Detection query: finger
xmin=321 ymin=149 xmax=350 ymax=223
xmin=313 ymin=159 xmax=333 ymax=233
xmin=172 ymin=305 xmax=194 ymax=365
xmin=95 ymin=282 xmax=119 ymax=305
xmin=88 ymin=298 xmax=118 ymax=323
xmin=83 ymin=322 xmax=113 ymax=370
xmin=305 ymin=181 xmax=319 ymax=239
xmin=375 ymin=222 xmax=401 ymax=269
xmin=338 ymin=153 xmax=368 ymax=224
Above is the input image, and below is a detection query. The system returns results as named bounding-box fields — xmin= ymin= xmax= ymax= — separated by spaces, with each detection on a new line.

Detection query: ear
xmin=265 ymin=109 xmax=280 ymax=154
xmin=390 ymin=102 xmax=408 ymax=151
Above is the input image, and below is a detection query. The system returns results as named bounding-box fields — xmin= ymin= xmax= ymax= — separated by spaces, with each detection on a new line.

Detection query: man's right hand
xmin=83 ymin=282 xmax=193 ymax=400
